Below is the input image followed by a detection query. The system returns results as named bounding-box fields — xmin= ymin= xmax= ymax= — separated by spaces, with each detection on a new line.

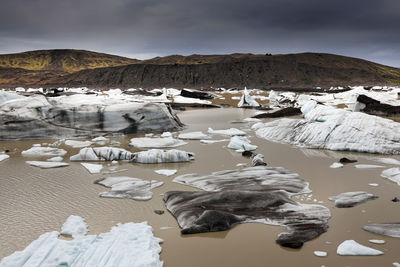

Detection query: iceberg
xmin=26 ymin=161 xmax=69 ymax=169
xmin=95 ymin=176 xmax=163 ymax=200
xmin=373 ymin=158 xmax=400 ymax=165
xmin=330 ymin=162 xmax=344 ymax=168
xmin=65 ymin=140 xmax=93 ymax=148
xmin=166 ymin=166 xmax=330 ymax=248
xmin=254 ymin=101 xmax=400 ymax=154
xmin=155 ymin=169 xmax=178 ymax=176
xmin=0 ymin=218 xmax=163 ymax=267
xmin=355 ymin=164 xmax=384 ymax=169
xmin=251 ymin=154 xmax=267 ymax=166
xmin=237 ymin=87 xmax=260 ymax=108
xmin=337 ymin=240 xmax=383 ymax=256
xmin=227 ymin=136 xmax=258 ymax=152
xmin=314 ymin=251 xmax=327 ymax=257
xmin=363 ymin=223 xmax=400 ymax=238
xmin=381 ymin=168 xmax=400 ymax=185
xmin=60 ymin=215 xmax=88 ymax=238
xmin=199 ymin=139 xmax=229 ymax=144
xmin=81 ymin=163 xmax=103 ymax=174
xmin=178 ymin=131 xmax=210 ymax=140
xmin=0 ymin=93 xmax=183 ymax=140
xmin=208 ymin=127 xmax=246 ymax=136
xmin=70 ymin=147 xmax=135 ymax=161
xmin=133 ymin=149 xmax=195 ymax=163
xmin=0 ymin=154 xmax=10 ymax=163
xmin=129 ymin=137 xmax=187 ymax=148
xmin=22 ymin=147 xmax=67 ymax=157
xmin=328 ymin=192 xmax=378 ymax=208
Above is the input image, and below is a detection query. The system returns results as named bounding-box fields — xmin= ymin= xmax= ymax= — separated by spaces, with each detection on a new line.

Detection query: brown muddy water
xmin=1 ymin=106 xmax=400 ymax=267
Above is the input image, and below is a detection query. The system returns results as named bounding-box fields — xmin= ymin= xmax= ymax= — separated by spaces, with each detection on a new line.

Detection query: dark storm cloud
xmin=0 ymin=0 xmax=399 ymax=66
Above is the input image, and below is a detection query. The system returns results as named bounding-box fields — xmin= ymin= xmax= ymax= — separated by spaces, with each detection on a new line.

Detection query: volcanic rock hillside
xmin=1 ymin=50 xmax=399 ymax=89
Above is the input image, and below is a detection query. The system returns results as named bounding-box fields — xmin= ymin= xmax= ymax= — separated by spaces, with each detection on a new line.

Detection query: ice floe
xmin=160 ymin=131 xmax=172 ymax=138
xmin=0 ymin=154 xmax=10 ymax=163
xmin=155 ymin=169 xmax=178 ymax=176
xmin=227 ymin=136 xmax=258 ymax=152
xmin=178 ymin=131 xmax=210 ymax=140
xmin=328 ymin=192 xmax=378 ymax=208
xmin=0 ymin=218 xmax=163 ymax=267
xmin=133 ymin=149 xmax=195 ymax=163
xmin=373 ymin=158 xmax=400 ymax=165
xmin=22 ymin=147 xmax=67 ymax=157
xmin=337 ymin=240 xmax=383 ymax=256
xmin=254 ymin=100 xmax=400 ymax=154
xmin=251 ymin=154 xmax=267 ymax=166
xmin=26 ymin=161 xmax=69 ymax=169
xmin=129 ymin=137 xmax=187 ymax=148
xmin=208 ymin=127 xmax=246 ymax=136
xmin=200 ymin=139 xmax=229 ymax=144
xmin=314 ymin=251 xmax=327 ymax=257
xmin=369 ymin=239 xmax=385 ymax=244
xmin=238 ymin=87 xmax=260 ymax=108
xmin=166 ymin=166 xmax=330 ymax=248
xmin=47 ymin=156 xmax=63 ymax=162
xmin=60 ymin=215 xmax=88 ymax=238
xmin=95 ymin=176 xmax=164 ymax=200
xmin=363 ymin=223 xmax=400 ymax=238
xmin=70 ymin=147 xmax=135 ymax=161
xmin=65 ymin=140 xmax=93 ymax=148
xmin=81 ymin=163 xmax=103 ymax=174
xmin=381 ymin=168 xmax=400 ymax=185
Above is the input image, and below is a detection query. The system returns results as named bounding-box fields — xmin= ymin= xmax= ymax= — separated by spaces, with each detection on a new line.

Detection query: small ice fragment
xmin=368 ymin=183 xmax=379 ymax=187
xmin=178 ymin=131 xmax=210 ymax=140
xmin=0 ymin=154 xmax=10 ymax=162
xmin=337 ymin=240 xmax=383 ymax=255
xmin=330 ymin=162 xmax=344 ymax=168
xmin=155 ymin=169 xmax=177 ymax=176
xmin=60 ymin=215 xmax=88 ymax=238
xmin=161 ymin=132 xmax=172 ymax=138
xmin=26 ymin=161 xmax=69 ymax=169
xmin=369 ymin=239 xmax=385 ymax=244
xmin=355 ymin=164 xmax=384 ymax=169
xmin=65 ymin=140 xmax=93 ymax=148
xmin=314 ymin=251 xmax=327 ymax=257
xmin=81 ymin=163 xmax=103 ymax=174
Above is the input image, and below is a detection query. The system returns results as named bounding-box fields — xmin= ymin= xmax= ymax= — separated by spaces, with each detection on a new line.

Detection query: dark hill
xmin=0 ymin=49 xmax=139 ymax=73
xmin=53 ymin=52 xmax=400 ymax=89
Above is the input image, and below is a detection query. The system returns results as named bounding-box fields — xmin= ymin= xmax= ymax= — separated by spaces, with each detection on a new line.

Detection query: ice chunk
xmin=133 ymin=149 xmax=195 ymax=163
xmin=200 ymin=139 xmax=229 ymax=144
xmin=22 ymin=147 xmax=67 ymax=157
xmin=255 ymin=102 xmax=400 ymax=154
xmin=65 ymin=140 xmax=93 ymax=148
xmin=47 ymin=156 xmax=63 ymax=162
xmin=363 ymin=222 xmax=400 ymax=238
xmin=161 ymin=131 xmax=172 ymax=138
xmin=95 ymin=176 xmax=164 ymax=200
xmin=208 ymin=127 xmax=246 ymax=136
xmin=178 ymin=131 xmax=210 ymax=140
xmin=314 ymin=251 xmax=327 ymax=257
xmin=81 ymin=163 xmax=103 ymax=174
xmin=337 ymin=240 xmax=383 ymax=255
xmin=227 ymin=136 xmax=258 ymax=152
xmin=70 ymin=147 xmax=134 ymax=161
xmin=91 ymin=136 xmax=109 ymax=142
xmin=251 ymin=154 xmax=267 ymax=166
xmin=381 ymin=168 xmax=400 ymax=185
xmin=155 ymin=169 xmax=177 ymax=176
xmin=368 ymin=183 xmax=379 ymax=187
xmin=369 ymin=239 xmax=385 ymax=244
xmin=330 ymin=162 xmax=344 ymax=168
xmin=60 ymin=215 xmax=88 ymax=238
xmin=0 ymin=154 xmax=10 ymax=163
xmin=129 ymin=137 xmax=187 ymax=148
xmin=373 ymin=158 xmax=400 ymax=165
xmin=238 ymin=87 xmax=260 ymax=108
xmin=355 ymin=164 xmax=384 ymax=169
xmin=328 ymin=192 xmax=378 ymax=208
xmin=26 ymin=161 xmax=69 ymax=168
xmin=0 ymin=220 xmax=163 ymax=267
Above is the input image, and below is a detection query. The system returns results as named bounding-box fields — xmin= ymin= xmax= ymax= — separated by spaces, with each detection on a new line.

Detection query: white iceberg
xmin=200 ymin=139 xmax=229 ymax=144
xmin=155 ymin=169 xmax=178 ymax=176
xmin=0 ymin=154 xmax=9 ymax=163
xmin=133 ymin=149 xmax=195 ymax=163
xmin=91 ymin=136 xmax=109 ymax=142
xmin=22 ymin=147 xmax=67 ymax=157
xmin=178 ymin=131 xmax=210 ymax=140
xmin=369 ymin=239 xmax=385 ymax=244
xmin=373 ymin=158 xmax=400 ymax=165
xmin=95 ymin=176 xmax=164 ymax=200
xmin=208 ymin=127 xmax=246 ymax=136
xmin=254 ymin=101 xmax=400 ymax=154
xmin=26 ymin=161 xmax=69 ymax=169
xmin=129 ymin=137 xmax=187 ymax=148
xmin=65 ymin=140 xmax=93 ymax=148
xmin=60 ymin=215 xmax=88 ymax=238
xmin=355 ymin=164 xmax=384 ymax=169
xmin=337 ymin=240 xmax=383 ymax=255
xmin=81 ymin=163 xmax=103 ymax=174
xmin=0 ymin=219 xmax=163 ymax=267
xmin=160 ymin=131 xmax=172 ymax=138
xmin=238 ymin=87 xmax=260 ymax=108
xmin=227 ymin=136 xmax=257 ymax=152
xmin=381 ymin=168 xmax=400 ymax=185
xmin=314 ymin=251 xmax=327 ymax=257
xmin=70 ymin=147 xmax=134 ymax=161
xmin=330 ymin=162 xmax=344 ymax=168
xmin=0 ymin=91 xmax=25 ymax=105
xmin=328 ymin=191 xmax=378 ymax=208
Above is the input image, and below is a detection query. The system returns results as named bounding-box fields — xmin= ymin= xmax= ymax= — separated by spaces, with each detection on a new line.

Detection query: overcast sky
xmin=1 ymin=0 xmax=399 ymax=67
